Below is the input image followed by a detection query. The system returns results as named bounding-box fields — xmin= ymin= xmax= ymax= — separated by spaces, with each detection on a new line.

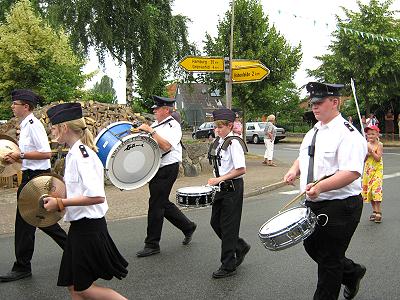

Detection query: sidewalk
xmin=0 ymin=156 xmax=289 ymax=235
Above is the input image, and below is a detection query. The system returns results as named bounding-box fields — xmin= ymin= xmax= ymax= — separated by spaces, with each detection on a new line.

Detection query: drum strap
xmin=207 ymin=136 xmax=248 ymax=178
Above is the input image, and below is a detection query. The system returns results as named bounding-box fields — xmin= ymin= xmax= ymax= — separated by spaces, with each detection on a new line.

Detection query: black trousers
xmin=12 ymin=169 xmax=67 ymax=272
xmin=144 ymin=163 xmax=194 ymax=248
xmin=210 ymin=178 xmax=249 ymax=271
xmin=304 ymin=195 xmax=363 ymax=300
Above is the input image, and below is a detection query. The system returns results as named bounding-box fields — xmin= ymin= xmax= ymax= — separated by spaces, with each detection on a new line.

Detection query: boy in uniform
xmin=207 ymin=108 xmax=250 ymax=278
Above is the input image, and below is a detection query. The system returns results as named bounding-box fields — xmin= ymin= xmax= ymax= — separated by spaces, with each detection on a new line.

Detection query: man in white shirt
xmin=0 ymin=89 xmax=67 ymax=283
xmin=284 ymin=82 xmax=367 ymax=300
xmin=136 ymin=96 xmax=196 ymax=257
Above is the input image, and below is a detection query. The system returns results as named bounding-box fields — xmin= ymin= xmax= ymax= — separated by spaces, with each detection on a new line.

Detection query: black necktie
xmin=307 ymin=129 xmax=319 ymax=184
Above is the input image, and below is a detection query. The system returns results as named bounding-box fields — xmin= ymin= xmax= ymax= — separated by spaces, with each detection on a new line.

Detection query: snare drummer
xmin=136 ymin=96 xmax=197 ymax=257
xmin=283 ymin=82 xmax=367 ymax=300
xmin=207 ymin=108 xmax=250 ymax=279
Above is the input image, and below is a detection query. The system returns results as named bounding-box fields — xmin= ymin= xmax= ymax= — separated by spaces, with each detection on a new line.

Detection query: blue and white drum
xmin=94 ymin=121 xmax=161 ymax=190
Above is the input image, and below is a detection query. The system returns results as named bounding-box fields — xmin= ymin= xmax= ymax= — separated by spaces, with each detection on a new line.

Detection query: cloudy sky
xmin=83 ymin=0 xmax=400 ymax=103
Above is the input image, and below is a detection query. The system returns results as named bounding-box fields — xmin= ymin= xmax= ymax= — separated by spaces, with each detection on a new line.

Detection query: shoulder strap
xmin=220 ymin=136 xmax=248 ymax=153
xmin=152 ymin=117 xmax=174 ymax=129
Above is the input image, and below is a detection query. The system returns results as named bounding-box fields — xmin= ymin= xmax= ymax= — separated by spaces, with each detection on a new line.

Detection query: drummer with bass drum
xmin=283 ymin=82 xmax=367 ymax=300
xmin=207 ymin=108 xmax=250 ymax=279
xmin=136 ymin=96 xmax=197 ymax=257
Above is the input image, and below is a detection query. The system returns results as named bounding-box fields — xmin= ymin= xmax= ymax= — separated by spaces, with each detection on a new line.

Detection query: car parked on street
xmin=245 ymin=122 xmax=286 ymax=144
xmin=192 ymin=122 xmax=216 ymax=139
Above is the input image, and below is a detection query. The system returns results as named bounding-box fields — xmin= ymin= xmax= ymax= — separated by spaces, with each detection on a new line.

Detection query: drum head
xmin=106 ymin=134 xmax=160 ymax=190
xmin=177 ymin=186 xmax=213 ymax=195
xmin=260 ymin=207 xmax=308 ymax=235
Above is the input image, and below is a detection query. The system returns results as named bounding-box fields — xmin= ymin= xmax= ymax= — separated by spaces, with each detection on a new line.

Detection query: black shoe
xmin=136 ymin=247 xmax=160 ymax=257
xmin=182 ymin=223 xmax=197 ymax=245
xmin=0 ymin=270 xmax=32 ymax=282
xmin=343 ymin=264 xmax=366 ymax=299
xmin=212 ymin=267 xmax=237 ymax=279
xmin=236 ymin=244 xmax=251 ymax=268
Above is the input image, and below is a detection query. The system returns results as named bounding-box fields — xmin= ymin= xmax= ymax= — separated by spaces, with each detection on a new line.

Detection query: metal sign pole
xmin=226 ymin=0 xmax=235 ymax=109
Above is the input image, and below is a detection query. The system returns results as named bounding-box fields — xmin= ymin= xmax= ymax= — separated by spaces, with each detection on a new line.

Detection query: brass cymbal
xmin=18 ymin=173 xmax=66 ymax=227
xmin=0 ymin=139 xmax=21 ymax=177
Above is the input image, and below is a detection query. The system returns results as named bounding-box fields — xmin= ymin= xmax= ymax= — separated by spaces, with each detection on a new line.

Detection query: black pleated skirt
xmin=57 ymin=217 xmax=128 ymax=291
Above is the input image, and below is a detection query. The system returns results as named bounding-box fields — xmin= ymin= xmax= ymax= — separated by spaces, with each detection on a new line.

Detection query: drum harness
xmin=207 ymin=136 xmax=248 ymax=192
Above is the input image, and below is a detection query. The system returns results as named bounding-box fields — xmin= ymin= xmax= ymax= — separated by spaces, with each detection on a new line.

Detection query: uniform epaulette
xmin=344 ymin=122 xmax=354 ymax=132
xmin=29 ymin=119 xmax=33 ymax=124
xmin=79 ymin=145 xmax=89 ymax=158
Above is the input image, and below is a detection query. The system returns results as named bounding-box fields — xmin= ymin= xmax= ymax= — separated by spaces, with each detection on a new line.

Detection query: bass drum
xmin=95 ymin=121 xmax=161 ymax=190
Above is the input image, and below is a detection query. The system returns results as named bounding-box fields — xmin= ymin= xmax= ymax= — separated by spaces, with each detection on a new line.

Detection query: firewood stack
xmin=0 ymin=100 xmax=152 ymax=144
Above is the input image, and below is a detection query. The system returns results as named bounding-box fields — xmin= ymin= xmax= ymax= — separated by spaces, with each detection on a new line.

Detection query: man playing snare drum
xmin=136 ymin=96 xmax=197 ymax=257
xmin=283 ymin=82 xmax=367 ymax=299
xmin=207 ymin=108 xmax=250 ymax=279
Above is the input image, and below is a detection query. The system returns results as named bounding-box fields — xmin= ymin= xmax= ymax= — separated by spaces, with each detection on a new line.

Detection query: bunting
xmin=273 ymin=9 xmax=400 ymax=44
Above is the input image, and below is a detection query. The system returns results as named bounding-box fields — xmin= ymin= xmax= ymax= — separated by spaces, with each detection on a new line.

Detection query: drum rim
xmin=258 ymin=206 xmax=310 ymax=236
xmin=105 ymin=133 xmax=160 ymax=190
xmin=177 ymin=186 xmax=214 ymax=195
xmin=94 ymin=121 xmax=134 ymax=144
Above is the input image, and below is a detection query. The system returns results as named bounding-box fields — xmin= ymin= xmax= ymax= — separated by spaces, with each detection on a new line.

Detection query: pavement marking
xmin=282 ymin=147 xmax=299 ymax=151
xmin=384 ymin=152 xmax=400 ymax=156
xmin=383 ymin=172 xmax=400 ymax=179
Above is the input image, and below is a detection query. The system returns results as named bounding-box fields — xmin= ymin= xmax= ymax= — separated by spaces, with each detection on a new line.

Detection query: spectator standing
xmin=262 ymin=115 xmax=277 ymax=167
xmin=366 ymin=113 xmax=379 ymax=127
xmin=232 ymin=113 xmax=243 ymax=138
xmin=384 ymin=109 xmax=394 ymax=141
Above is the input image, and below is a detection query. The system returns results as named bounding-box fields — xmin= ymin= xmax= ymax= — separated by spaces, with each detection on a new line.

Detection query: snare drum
xmin=258 ymin=206 xmax=317 ymax=251
xmin=176 ymin=186 xmax=214 ymax=208
xmin=95 ymin=121 xmax=161 ymax=190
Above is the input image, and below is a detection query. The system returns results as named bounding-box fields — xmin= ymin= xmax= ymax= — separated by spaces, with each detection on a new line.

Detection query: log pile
xmin=0 ymin=100 xmax=152 ymax=142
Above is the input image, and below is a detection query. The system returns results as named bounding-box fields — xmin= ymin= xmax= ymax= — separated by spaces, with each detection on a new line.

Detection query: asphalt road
xmin=1 ymin=143 xmax=399 ymax=300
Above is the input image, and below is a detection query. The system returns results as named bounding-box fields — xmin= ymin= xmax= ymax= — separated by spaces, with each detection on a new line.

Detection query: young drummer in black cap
xmin=0 ymin=89 xmax=67 ymax=283
xmin=284 ymin=82 xmax=367 ymax=299
xmin=136 ymin=96 xmax=196 ymax=257
xmin=207 ymin=108 xmax=250 ymax=279
xmin=43 ymin=103 xmax=128 ymax=300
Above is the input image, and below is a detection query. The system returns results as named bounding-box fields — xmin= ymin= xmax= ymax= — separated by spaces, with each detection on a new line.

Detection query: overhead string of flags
xmin=271 ymin=8 xmax=400 ymax=44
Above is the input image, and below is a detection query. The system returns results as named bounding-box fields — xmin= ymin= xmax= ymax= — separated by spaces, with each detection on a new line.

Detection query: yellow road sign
xmin=232 ymin=59 xmax=261 ymax=69
xmin=179 ymin=56 xmax=224 ymax=72
xmin=232 ymin=64 xmax=270 ymax=83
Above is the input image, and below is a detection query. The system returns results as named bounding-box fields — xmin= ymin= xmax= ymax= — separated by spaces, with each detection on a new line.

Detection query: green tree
xmin=90 ymin=75 xmax=117 ymax=104
xmin=44 ymin=0 xmax=197 ymax=107
xmin=308 ymin=0 xmax=400 ymax=115
xmin=203 ymin=0 xmax=302 ymax=123
xmin=0 ymin=0 xmax=86 ymax=106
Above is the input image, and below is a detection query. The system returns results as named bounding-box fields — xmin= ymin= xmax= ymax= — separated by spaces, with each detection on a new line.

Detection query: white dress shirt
xmin=18 ymin=113 xmax=51 ymax=171
xmin=63 ymin=140 xmax=108 ymax=221
xmin=151 ymin=117 xmax=182 ymax=167
xmin=298 ymin=114 xmax=367 ymax=201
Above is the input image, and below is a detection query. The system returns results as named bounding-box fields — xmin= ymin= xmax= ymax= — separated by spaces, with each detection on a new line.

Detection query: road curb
xmin=244 ymin=180 xmax=287 ymax=199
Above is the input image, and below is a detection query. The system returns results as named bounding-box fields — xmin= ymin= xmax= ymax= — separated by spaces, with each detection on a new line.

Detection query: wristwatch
xmin=19 ymin=152 xmax=25 ymax=159
xmin=150 ymin=130 xmax=156 ymax=136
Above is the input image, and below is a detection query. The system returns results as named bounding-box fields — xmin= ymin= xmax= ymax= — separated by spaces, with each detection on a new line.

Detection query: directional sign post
xmin=178 ymin=56 xmax=224 ymax=72
xmin=231 ymin=63 xmax=270 ymax=83
xmin=178 ymin=56 xmax=270 ymax=83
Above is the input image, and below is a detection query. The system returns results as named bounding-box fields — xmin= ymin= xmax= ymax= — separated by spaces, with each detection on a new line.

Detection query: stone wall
xmin=180 ymin=142 xmax=213 ymax=177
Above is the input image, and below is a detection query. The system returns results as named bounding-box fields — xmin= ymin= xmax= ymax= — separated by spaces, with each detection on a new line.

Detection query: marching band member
xmin=136 ymin=96 xmax=196 ymax=257
xmin=0 ymin=89 xmax=67 ymax=283
xmin=207 ymin=108 xmax=250 ymax=279
xmin=44 ymin=103 xmax=128 ymax=300
xmin=284 ymin=82 xmax=367 ymax=299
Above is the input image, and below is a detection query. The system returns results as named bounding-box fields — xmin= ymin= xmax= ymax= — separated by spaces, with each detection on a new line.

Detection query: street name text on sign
xmin=179 ymin=56 xmax=224 ymax=72
xmin=232 ymin=64 xmax=270 ymax=83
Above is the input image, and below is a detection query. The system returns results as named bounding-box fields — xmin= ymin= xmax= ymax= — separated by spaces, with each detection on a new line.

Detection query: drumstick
xmin=279 ymin=174 xmax=332 ymax=213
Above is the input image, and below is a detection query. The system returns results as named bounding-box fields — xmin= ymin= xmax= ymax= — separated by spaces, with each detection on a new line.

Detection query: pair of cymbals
xmin=0 ymin=134 xmax=21 ymax=177
xmin=18 ymin=173 xmax=66 ymax=227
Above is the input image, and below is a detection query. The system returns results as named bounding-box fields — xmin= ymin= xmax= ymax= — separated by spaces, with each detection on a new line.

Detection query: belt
xmin=219 ymin=178 xmax=243 ymax=192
